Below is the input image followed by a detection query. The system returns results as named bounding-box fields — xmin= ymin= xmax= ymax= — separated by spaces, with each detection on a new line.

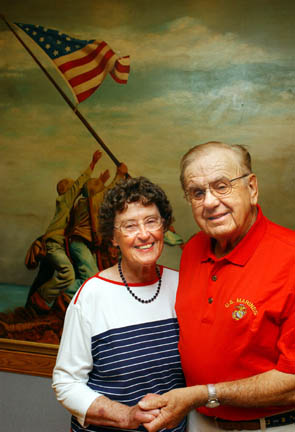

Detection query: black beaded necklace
xmin=118 ymin=257 xmax=161 ymax=304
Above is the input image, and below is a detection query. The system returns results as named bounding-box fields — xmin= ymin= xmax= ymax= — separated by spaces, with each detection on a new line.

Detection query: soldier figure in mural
xmin=25 ymin=149 xmax=103 ymax=315
xmin=66 ymin=162 xmax=128 ymax=297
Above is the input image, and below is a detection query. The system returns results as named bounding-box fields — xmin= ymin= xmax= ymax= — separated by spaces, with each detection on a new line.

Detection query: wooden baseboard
xmin=0 ymin=338 xmax=58 ymax=377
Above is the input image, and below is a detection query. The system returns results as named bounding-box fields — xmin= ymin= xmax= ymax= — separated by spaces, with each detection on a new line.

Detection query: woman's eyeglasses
xmin=114 ymin=216 xmax=163 ymax=236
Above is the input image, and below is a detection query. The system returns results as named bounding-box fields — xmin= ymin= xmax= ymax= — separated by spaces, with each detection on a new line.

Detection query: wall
xmin=1 ymin=0 xmax=295 ymax=289
xmin=1 ymin=371 xmax=70 ymax=431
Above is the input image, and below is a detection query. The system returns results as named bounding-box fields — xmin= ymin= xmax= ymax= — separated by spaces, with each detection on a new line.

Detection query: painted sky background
xmin=0 ymin=0 xmax=294 ymax=285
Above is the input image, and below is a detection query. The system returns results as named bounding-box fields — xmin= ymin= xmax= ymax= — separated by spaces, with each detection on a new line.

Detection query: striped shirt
xmin=53 ymin=267 xmax=186 ymax=432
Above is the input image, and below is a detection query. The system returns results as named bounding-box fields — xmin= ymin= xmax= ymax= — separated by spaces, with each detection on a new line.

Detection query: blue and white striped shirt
xmin=53 ymin=267 xmax=186 ymax=432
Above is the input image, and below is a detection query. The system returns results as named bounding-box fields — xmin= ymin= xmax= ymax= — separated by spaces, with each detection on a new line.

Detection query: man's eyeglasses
xmin=185 ymin=173 xmax=251 ymax=207
xmin=114 ymin=216 xmax=163 ymax=236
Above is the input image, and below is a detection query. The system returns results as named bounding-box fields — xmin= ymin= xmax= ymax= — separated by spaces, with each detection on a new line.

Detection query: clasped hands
xmin=135 ymin=387 xmax=199 ymax=432
xmin=87 ymin=386 xmax=204 ymax=430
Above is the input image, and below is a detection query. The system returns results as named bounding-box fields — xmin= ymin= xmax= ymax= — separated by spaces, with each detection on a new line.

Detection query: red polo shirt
xmin=176 ymin=205 xmax=295 ymax=420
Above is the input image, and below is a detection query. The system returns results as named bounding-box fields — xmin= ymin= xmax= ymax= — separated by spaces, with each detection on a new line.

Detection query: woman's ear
xmin=112 ymin=234 xmax=119 ymax=248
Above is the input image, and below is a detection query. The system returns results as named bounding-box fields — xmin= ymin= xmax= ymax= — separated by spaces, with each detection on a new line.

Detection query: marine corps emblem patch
xmin=232 ymin=304 xmax=247 ymax=321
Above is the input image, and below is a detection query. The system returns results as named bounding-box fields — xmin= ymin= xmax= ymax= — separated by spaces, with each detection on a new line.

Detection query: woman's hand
xmin=126 ymin=403 xmax=160 ymax=429
xmin=85 ymin=395 xmax=160 ymax=429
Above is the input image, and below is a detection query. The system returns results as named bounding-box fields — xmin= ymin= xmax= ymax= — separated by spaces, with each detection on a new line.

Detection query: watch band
xmin=205 ymin=383 xmax=220 ymax=408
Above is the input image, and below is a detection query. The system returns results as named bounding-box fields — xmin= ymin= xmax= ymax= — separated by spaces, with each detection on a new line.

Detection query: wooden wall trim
xmin=0 ymin=338 xmax=58 ymax=377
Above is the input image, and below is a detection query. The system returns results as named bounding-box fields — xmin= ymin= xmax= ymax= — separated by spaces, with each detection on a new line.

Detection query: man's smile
xmin=207 ymin=212 xmax=229 ymax=221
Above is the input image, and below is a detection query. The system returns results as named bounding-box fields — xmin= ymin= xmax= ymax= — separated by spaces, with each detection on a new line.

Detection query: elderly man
xmin=140 ymin=142 xmax=295 ymax=431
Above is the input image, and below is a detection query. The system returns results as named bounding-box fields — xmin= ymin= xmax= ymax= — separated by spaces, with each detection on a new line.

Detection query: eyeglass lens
xmin=119 ymin=217 xmax=162 ymax=235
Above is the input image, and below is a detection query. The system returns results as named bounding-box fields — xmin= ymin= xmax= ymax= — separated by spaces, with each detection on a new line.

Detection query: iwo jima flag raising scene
xmin=0 ymin=16 xmax=183 ymax=344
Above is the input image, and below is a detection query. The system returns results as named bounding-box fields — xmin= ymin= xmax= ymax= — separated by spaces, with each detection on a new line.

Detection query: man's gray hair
xmin=180 ymin=141 xmax=252 ymax=191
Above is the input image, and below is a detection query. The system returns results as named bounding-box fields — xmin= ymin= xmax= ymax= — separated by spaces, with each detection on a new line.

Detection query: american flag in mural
xmin=15 ymin=23 xmax=130 ymax=103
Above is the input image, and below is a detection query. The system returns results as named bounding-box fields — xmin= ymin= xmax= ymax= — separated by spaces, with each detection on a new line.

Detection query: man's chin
xmin=204 ymin=225 xmax=234 ymax=240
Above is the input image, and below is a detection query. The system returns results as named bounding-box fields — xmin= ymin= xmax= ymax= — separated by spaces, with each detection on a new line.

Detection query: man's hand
xmin=139 ymin=387 xmax=207 ymax=432
xmin=118 ymin=162 xmax=128 ymax=176
xmin=99 ymin=169 xmax=110 ymax=184
xmin=90 ymin=150 xmax=102 ymax=170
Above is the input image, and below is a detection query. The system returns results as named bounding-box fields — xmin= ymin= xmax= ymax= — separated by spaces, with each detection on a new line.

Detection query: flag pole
xmin=1 ymin=14 xmax=121 ymax=167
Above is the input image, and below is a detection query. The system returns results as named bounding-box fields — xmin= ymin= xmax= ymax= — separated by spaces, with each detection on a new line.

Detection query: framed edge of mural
xmin=0 ymin=338 xmax=58 ymax=377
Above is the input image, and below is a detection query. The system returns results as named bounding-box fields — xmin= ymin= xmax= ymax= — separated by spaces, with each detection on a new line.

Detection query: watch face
xmin=206 ymin=400 xmax=220 ymax=408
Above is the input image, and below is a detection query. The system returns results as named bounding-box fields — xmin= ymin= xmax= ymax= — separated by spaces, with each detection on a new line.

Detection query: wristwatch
xmin=205 ymin=384 xmax=220 ymax=408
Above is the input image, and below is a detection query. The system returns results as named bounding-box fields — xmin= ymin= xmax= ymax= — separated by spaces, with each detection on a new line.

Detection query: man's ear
xmin=248 ymin=173 xmax=258 ymax=205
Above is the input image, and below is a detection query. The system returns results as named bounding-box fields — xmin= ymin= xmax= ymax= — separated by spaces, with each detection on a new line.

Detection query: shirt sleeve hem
xmin=276 ymin=358 xmax=295 ymax=374
xmin=74 ymin=390 xmax=103 ymax=427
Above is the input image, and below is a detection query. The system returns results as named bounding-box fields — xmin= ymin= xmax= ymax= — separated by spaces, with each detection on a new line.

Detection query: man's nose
xmin=202 ymin=188 xmax=220 ymax=207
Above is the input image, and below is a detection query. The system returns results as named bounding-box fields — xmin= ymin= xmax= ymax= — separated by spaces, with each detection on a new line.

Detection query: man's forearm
xmin=140 ymin=369 xmax=295 ymax=432
xmin=216 ymin=369 xmax=295 ymax=407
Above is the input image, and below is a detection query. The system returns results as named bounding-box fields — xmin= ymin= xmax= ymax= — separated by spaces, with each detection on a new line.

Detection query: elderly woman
xmin=52 ymin=176 xmax=186 ymax=432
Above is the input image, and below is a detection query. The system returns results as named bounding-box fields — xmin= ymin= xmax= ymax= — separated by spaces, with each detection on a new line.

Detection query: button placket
xmin=201 ymin=260 xmax=225 ymax=323
xmin=208 ymin=270 xmax=218 ymax=304
xmin=202 ymin=260 xmax=228 ymax=324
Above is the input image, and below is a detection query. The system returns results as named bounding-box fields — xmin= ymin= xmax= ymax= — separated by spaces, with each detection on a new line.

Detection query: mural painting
xmin=0 ymin=0 xmax=294 ymax=347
